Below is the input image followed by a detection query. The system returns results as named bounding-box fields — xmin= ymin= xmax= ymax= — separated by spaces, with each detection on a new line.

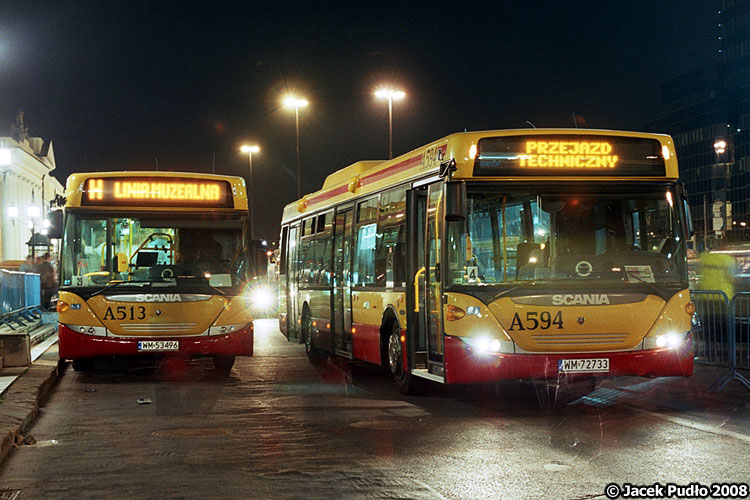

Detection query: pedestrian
xmin=39 ymin=252 xmax=57 ymax=310
xmin=19 ymin=255 xmax=34 ymax=272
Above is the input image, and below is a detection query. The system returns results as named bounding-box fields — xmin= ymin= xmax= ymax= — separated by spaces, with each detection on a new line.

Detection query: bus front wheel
xmin=302 ymin=310 xmax=328 ymax=365
xmin=72 ymin=358 xmax=93 ymax=372
xmin=388 ymin=323 xmax=424 ymax=395
xmin=213 ymin=355 xmax=235 ymax=371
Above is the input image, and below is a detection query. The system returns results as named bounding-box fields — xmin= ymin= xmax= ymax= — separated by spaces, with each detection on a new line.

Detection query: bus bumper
xmin=58 ymin=323 xmax=254 ymax=360
xmin=443 ymin=334 xmax=693 ymax=384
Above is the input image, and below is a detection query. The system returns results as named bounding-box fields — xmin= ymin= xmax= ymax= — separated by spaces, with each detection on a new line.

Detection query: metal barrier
xmin=0 ymin=269 xmax=42 ymax=330
xmin=691 ymin=289 xmax=750 ymax=392
xmin=691 ymin=290 xmax=731 ymax=366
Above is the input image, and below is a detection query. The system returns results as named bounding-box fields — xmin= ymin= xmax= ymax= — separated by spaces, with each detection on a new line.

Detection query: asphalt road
xmin=1 ymin=319 xmax=749 ymax=500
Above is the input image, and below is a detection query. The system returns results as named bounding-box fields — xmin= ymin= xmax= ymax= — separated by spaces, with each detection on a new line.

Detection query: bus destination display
xmin=474 ymin=135 xmax=667 ymax=177
xmin=81 ymin=177 xmax=234 ymax=208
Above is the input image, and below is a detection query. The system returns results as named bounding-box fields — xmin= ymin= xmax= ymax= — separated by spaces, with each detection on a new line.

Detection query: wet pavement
xmin=0 ymin=319 xmax=749 ymax=499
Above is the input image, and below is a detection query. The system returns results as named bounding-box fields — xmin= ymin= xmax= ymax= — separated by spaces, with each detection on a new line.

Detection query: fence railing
xmin=0 ymin=269 xmax=42 ymax=329
xmin=691 ymin=289 xmax=750 ymax=392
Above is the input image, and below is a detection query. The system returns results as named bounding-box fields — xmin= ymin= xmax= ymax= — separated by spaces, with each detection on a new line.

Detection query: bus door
xmin=406 ymin=182 xmax=445 ymax=376
xmin=332 ymin=206 xmax=353 ymax=356
xmin=286 ymin=224 xmax=301 ymax=342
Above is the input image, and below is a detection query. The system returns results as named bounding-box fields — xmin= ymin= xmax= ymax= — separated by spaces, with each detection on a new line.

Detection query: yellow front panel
xmin=213 ymin=295 xmax=254 ymax=326
xmin=58 ymin=291 xmax=104 ymax=326
xmin=86 ymin=295 xmax=227 ymax=336
xmin=443 ymin=293 xmax=511 ymax=341
xmin=488 ymin=295 xmax=665 ymax=352
xmin=645 ymin=290 xmax=693 ymax=338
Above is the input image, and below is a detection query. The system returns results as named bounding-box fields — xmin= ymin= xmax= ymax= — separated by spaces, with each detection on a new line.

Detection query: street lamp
xmin=240 ymin=144 xmax=260 ymax=241
xmin=27 ymin=205 xmax=40 ymax=258
xmin=0 ymin=147 xmax=10 ymax=166
xmin=714 ymin=139 xmax=731 ymax=239
xmin=283 ymin=95 xmax=308 ymax=199
xmin=375 ymin=87 xmax=405 ymax=160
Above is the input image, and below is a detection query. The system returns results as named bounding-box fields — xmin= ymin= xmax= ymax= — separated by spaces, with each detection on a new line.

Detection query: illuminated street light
xmin=714 ymin=139 xmax=732 ymax=240
xmin=240 ymin=144 xmax=261 ymax=241
xmin=0 ymin=147 xmax=10 ymax=166
xmin=283 ymin=96 xmax=308 ymax=199
xmin=375 ymin=87 xmax=405 ymax=159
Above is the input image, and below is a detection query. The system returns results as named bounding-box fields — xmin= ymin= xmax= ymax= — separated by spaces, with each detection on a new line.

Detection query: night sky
xmin=1 ymin=1 xmax=718 ymax=240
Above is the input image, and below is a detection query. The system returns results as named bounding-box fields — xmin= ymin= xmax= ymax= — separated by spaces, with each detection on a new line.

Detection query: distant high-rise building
xmin=649 ymin=0 xmax=750 ymax=248
xmin=649 ymin=67 xmax=727 ymax=249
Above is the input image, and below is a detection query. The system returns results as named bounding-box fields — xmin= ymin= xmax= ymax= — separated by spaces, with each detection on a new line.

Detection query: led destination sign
xmin=474 ymin=135 xmax=667 ymax=177
xmin=520 ymin=140 xmax=618 ymax=168
xmin=81 ymin=177 xmax=234 ymax=208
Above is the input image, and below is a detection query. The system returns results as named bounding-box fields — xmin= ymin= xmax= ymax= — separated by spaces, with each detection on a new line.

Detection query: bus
xmin=54 ymin=172 xmax=256 ymax=371
xmin=278 ymin=129 xmax=696 ymax=394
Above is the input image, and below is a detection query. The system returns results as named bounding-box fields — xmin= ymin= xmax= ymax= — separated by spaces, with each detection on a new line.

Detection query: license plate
xmin=137 ymin=340 xmax=179 ymax=352
xmin=558 ymin=358 xmax=609 ymax=373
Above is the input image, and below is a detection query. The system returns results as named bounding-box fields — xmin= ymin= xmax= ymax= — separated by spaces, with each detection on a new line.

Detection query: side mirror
xmin=48 ymin=210 xmax=63 ymax=239
xmin=683 ymin=199 xmax=695 ymax=238
xmin=444 ymin=181 xmax=466 ymax=222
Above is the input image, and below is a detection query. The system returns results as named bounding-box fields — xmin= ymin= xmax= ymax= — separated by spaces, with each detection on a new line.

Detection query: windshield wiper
xmin=88 ymin=280 xmax=153 ymax=298
xmin=168 ymin=275 xmax=229 ymax=295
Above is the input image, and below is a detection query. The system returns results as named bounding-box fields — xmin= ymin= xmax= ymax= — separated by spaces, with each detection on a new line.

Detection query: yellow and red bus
xmin=278 ymin=129 xmax=696 ymax=394
xmin=55 ymin=172 xmax=255 ymax=371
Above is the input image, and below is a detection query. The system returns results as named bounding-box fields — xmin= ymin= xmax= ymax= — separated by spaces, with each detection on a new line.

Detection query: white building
xmin=0 ymin=111 xmax=64 ymax=262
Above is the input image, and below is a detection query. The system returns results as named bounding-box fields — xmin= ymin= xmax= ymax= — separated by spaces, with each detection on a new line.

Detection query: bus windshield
xmin=60 ymin=212 xmax=249 ymax=290
xmin=446 ymin=186 xmax=688 ymax=285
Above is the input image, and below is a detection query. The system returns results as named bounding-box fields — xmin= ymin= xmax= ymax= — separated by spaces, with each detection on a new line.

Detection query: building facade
xmin=649 ymin=0 xmax=750 ymax=249
xmin=0 ymin=111 xmax=64 ymax=262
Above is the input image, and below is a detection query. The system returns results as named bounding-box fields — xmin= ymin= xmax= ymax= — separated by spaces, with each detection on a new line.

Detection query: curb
xmin=0 ymin=361 xmax=61 ymax=464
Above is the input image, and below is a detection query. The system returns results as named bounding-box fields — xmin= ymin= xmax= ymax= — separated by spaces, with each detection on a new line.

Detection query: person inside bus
xmin=178 ymin=231 xmax=224 ymax=276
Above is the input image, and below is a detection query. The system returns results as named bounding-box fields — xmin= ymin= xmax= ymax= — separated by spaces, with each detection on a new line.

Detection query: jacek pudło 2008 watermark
xmin=604 ymin=482 xmax=749 ymax=499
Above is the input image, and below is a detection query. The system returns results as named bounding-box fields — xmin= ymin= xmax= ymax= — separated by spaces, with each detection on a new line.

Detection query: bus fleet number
xmin=509 ymin=311 xmax=563 ymax=331
xmin=104 ymin=306 xmax=147 ymax=321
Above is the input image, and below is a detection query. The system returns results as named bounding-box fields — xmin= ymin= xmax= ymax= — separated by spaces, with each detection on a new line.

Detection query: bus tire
xmin=302 ymin=308 xmax=328 ymax=365
xmin=72 ymin=358 xmax=93 ymax=372
xmin=387 ymin=322 xmax=424 ymax=395
xmin=213 ymin=355 xmax=235 ymax=371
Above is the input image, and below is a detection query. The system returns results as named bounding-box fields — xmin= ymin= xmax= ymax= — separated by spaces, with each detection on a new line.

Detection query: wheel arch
xmin=379 ymin=306 xmax=401 ymax=368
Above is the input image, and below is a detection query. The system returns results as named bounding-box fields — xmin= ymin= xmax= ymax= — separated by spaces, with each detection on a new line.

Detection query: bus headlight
xmin=246 ymin=284 xmax=275 ymax=311
xmin=647 ymin=331 xmax=688 ymax=349
xmin=656 ymin=332 xmax=682 ymax=348
xmin=463 ymin=336 xmax=503 ymax=355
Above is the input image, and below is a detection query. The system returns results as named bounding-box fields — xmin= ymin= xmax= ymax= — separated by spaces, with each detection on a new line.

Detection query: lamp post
xmin=240 ymin=144 xmax=260 ymax=241
xmin=283 ymin=96 xmax=308 ymax=199
xmin=27 ymin=205 xmax=40 ymax=258
xmin=714 ymin=139 xmax=731 ymax=240
xmin=375 ymin=88 xmax=405 ymax=160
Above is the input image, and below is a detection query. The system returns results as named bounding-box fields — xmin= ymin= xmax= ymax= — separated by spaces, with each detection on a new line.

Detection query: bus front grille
xmin=530 ymin=332 xmax=630 ymax=350
xmin=120 ymin=323 xmax=197 ymax=333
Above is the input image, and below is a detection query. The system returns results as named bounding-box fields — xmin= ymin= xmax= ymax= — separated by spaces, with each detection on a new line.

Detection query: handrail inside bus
xmin=127 ymin=232 xmax=174 ymax=279
xmin=413 ymin=267 xmax=426 ymax=312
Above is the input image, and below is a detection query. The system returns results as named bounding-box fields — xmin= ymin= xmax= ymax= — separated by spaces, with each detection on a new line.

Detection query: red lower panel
xmin=59 ymin=323 xmax=254 ymax=360
xmin=352 ymin=323 xmax=381 ymax=365
xmin=443 ymin=335 xmax=694 ymax=384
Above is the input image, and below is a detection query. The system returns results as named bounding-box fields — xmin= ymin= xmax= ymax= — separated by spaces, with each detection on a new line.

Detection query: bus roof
xmin=64 ymin=171 xmax=248 ymax=211
xmin=282 ymin=128 xmax=677 ymax=223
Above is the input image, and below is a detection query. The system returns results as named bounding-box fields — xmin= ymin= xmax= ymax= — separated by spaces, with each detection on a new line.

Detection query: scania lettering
xmin=133 ymin=294 xmax=183 ymax=302
xmin=552 ymin=294 xmax=611 ymax=306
